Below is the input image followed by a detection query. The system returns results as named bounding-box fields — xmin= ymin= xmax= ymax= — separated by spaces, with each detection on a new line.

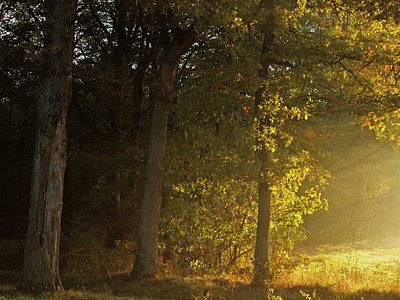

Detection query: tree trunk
xmin=132 ymin=26 xmax=195 ymax=278
xmin=253 ymin=0 xmax=275 ymax=286
xmin=253 ymin=165 xmax=272 ymax=285
xmin=112 ymin=0 xmax=128 ymax=228
xmin=23 ymin=0 xmax=76 ymax=293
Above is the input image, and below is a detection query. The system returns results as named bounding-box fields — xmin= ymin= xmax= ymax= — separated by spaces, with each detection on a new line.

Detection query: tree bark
xmin=131 ymin=26 xmax=196 ymax=278
xmin=112 ymin=0 xmax=128 ymax=229
xmin=253 ymin=0 xmax=275 ymax=286
xmin=253 ymin=163 xmax=272 ymax=285
xmin=23 ymin=0 xmax=76 ymax=293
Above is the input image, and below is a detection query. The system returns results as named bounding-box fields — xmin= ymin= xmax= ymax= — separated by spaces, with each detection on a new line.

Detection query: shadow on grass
xmin=1 ymin=270 xmax=400 ymax=299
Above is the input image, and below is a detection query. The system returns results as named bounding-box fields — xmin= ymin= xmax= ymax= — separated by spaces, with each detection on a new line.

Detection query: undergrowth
xmin=1 ymin=244 xmax=400 ymax=299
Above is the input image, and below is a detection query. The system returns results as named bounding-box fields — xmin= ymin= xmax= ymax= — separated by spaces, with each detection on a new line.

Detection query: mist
xmin=305 ymin=114 xmax=400 ymax=247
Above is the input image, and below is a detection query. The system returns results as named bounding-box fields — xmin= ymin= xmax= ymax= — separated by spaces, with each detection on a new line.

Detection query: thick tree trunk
xmin=23 ymin=0 xmax=76 ymax=293
xmin=131 ymin=76 xmax=171 ymax=278
xmin=132 ymin=27 xmax=195 ymax=278
xmin=253 ymin=0 xmax=275 ymax=286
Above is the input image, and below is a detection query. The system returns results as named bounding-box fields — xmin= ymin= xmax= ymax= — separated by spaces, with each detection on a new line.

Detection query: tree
xmin=7 ymin=0 xmax=399 ymax=286
xmin=131 ymin=3 xmax=196 ymax=278
xmin=160 ymin=37 xmax=259 ymax=274
xmin=252 ymin=0 xmax=275 ymax=285
xmin=71 ymin=0 xmax=153 ymax=244
xmin=23 ymin=0 xmax=76 ymax=292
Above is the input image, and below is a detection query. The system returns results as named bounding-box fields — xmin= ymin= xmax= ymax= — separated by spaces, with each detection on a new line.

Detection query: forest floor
xmin=1 ymin=242 xmax=400 ymax=299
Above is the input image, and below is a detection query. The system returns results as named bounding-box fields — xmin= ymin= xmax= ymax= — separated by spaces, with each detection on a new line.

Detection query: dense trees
xmin=1 ymin=0 xmax=400 ymax=291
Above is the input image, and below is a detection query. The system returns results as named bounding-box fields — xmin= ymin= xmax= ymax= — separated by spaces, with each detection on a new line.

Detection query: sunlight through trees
xmin=1 ymin=0 xmax=400 ymax=296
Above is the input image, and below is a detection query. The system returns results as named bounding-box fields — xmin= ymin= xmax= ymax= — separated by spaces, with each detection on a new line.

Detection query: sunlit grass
xmin=273 ymin=243 xmax=400 ymax=296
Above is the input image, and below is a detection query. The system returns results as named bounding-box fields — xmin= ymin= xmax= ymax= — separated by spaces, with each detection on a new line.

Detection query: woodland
xmin=2 ymin=0 xmax=400 ymax=299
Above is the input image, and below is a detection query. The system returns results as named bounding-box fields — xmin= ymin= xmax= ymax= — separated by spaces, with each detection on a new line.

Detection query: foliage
xmin=161 ymin=178 xmax=257 ymax=275
xmin=61 ymin=213 xmax=135 ymax=278
xmin=158 ymin=32 xmax=332 ymax=275
xmin=3 ymin=0 xmax=400 ymax=288
xmin=0 ymin=1 xmax=40 ymax=225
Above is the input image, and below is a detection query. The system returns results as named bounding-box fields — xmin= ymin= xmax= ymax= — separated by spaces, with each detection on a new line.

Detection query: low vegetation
xmin=1 ymin=242 xmax=399 ymax=299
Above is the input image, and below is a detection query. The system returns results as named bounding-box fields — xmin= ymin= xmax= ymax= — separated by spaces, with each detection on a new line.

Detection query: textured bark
xmin=253 ymin=170 xmax=272 ymax=285
xmin=23 ymin=0 xmax=76 ymax=293
xmin=253 ymin=0 xmax=275 ymax=286
xmin=132 ymin=26 xmax=196 ymax=278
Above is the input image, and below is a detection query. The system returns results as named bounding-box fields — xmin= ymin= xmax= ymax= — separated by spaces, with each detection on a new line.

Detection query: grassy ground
xmin=273 ymin=242 xmax=400 ymax=299
xmin=1 ymin=243 xmax=400 ymax=299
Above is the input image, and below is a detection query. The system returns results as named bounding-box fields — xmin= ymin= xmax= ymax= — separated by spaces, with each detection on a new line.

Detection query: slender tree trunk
xmin=132 ymin=27 xmax=195 ymax=278
xmin=112 ymin=0 xmax=127 ymax=228
xmin=253 ymin=160 xmax=272 ymax=285
xmin=23 ymin=0 xmax=76 ymax=293
xmin=253 ymin=0 xmax=275 ymax=286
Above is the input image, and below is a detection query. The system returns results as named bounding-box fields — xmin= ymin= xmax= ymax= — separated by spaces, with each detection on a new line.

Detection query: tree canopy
xmin=1 ymin=0 xmax=400 ymax=292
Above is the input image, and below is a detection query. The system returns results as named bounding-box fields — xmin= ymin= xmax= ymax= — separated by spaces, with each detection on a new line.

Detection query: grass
xmin=1 ymin=243 xmax=400 ymax=299
xmin=272 ymin=242 xmax=400 ymax=299
xmin=275 ymin=245 xmax=400 ymax=292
